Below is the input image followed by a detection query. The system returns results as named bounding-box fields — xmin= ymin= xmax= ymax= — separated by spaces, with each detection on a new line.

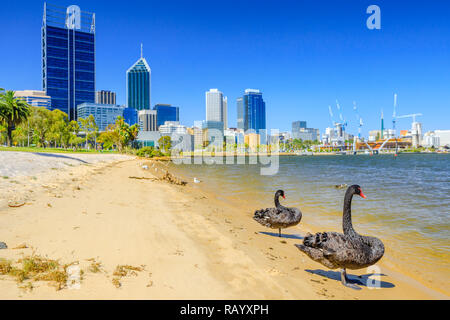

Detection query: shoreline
xmin=0 ymin=152 xmax=447 ymax=299
xmin=167 ymin=161 xmax=449 ymax=299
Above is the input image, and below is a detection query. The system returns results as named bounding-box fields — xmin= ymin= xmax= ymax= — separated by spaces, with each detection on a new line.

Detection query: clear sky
xmin=1 ymin=0 xmax=449 ymax=136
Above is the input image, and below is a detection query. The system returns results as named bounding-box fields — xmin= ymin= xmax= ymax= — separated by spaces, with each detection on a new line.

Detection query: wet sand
xmin=0 ymin=154 xmax=447 ymax=299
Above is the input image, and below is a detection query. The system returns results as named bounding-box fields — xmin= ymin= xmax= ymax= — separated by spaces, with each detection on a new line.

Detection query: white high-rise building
xmin=435 ymin=130 xmax=450 ymax=147
xmin=222 ymin=96 xmax=228 ymax=129
xmin=206 ymin=89 xmax=224 ymax=127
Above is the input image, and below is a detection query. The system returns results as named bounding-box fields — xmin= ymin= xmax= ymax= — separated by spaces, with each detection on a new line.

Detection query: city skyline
xmin=0 ymin=1 xmax=449 ymax=135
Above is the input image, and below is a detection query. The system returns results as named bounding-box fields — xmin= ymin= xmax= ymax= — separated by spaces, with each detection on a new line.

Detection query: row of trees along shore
xmin=0 ymin=89 xmax=140 ymax=151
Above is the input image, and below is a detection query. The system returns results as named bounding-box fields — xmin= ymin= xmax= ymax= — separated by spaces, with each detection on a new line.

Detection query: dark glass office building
xmin=123 ymin=107 xmax=138 ymax=126
xmin=292 ymin=121 xmax=307 ymax=134
xmin=42 ymin=3 xmax=95 ymax=120
xmin=237 ymin=89 xmax=266 ymax=133
xmin=153 ymin=104 xmax=179 ymax=128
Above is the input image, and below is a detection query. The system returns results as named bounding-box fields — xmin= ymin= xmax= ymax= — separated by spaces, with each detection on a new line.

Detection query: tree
xmin=29 ymin=107 xmax=52 ymax=147
xmin=97 ymin=116 xmax=138 ymax=152
xmin=48 ymin=109 xmax=69 ymax=147
xmin=79 ymin=114 xmax=98 ymax=149
xmin=0 ymin=91 xmax=31 ymax=146
xmin=158 ymin=136 xmax=171 ymax=153
xmin=98 ymin=124 xmax=120 ymax=150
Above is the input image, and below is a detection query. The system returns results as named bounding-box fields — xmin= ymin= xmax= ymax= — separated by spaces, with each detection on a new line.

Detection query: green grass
xmin=0 ymin=146 xmax=119 ymax=155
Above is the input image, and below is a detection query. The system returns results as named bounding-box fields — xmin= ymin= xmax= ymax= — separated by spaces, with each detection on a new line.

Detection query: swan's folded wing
xmin=253 ymin=208 xmax=281 ymax=227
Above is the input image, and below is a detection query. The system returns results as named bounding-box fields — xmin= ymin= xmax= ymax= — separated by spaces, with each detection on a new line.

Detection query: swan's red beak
xmin=359 ymin=190 xmax=366 ymax=199
xmin=282 ymin=195 xmax=286 ymax=199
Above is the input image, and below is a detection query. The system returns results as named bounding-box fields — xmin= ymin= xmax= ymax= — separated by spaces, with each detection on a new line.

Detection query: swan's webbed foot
xmin=340 ymin=269 xmax=361 ymax=290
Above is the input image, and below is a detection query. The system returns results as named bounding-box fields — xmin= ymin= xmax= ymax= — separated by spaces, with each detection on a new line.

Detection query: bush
xmin=136 ymin=146 xmax=165 ymax=158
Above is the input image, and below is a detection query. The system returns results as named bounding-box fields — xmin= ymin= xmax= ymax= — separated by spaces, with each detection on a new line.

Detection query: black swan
xmin=253 ymin=190 xmax=302 ymax=237
xmin=295 ymin=185 xmax=385 ymax=290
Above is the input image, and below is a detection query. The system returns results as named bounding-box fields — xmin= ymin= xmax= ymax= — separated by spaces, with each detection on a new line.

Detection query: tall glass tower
xmin=42 ymin=3 xmax=96 ymax=120
xmin=127 ymin=45 xmax=151 ymax=110
xmin=237 ymin=89 xmax=266 ymax=132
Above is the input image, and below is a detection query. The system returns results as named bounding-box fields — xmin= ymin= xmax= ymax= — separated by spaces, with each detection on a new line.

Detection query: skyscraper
xmin=222 ymin=96 xmax=228 ymax=129
xmin=236 ymin=97 xmax=244 ymax=130
xmin=237 ymin=89 xmax=266 ymax=133
xmin=138 ymin=110 xmax=157 ymax=131
xmin=96 ymin=90 xmax=116 ymax=105
xmin=127 ymin=45 xmax=151 ymax=111
xmin=153 ymin=104 xmax=179 ymax=128
xmin=292 ymin=121 xmax=307 ymax=133
xmin=205 ymin=89 xmax=224 ymax=129
xmin=42 ymin=3 xmax=96 ymax=120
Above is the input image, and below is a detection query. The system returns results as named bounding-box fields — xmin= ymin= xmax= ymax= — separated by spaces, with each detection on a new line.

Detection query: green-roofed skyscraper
xmin=127 ymin=44 xmax=151 ymax=110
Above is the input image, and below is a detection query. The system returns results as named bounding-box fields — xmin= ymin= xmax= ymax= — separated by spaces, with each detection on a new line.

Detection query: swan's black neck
xmin=343 ymin=190 xmax=357 ymax=236
xmin=274 ymin=193 xmax=283 ymax=208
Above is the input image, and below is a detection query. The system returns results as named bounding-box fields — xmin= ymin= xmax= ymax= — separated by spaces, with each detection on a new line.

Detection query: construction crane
xmin=392 ymin=93 xmax=397 ymax=133
xmin=352 ymin=101 xmax=363 ymax=139
xmin=328 ymin=105 xmax=337 ymax=126
xmin=352 ymin=101 xmax=372 ymax=154
xmin=396 ymin=113 xmax=423 ymax=123
xmin=336 ymin=100 xmax=348 ymax=131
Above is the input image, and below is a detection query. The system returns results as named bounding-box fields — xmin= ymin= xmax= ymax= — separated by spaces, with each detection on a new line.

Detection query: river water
xmin=170 ymin=153 xmax=450 ymax=295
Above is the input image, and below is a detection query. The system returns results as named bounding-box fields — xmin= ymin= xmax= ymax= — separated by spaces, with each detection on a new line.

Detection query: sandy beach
xmin=0 ymin=151 xmax=447 ymax=299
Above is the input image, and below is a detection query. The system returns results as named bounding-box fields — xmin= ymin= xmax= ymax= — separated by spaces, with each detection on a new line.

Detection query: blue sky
xmin=0 ymin=0 xmax=449 ymax=135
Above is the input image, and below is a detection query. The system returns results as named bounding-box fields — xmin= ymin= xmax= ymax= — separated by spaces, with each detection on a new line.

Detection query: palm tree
xmin=0 ymin=91 xmax=31 ymax=147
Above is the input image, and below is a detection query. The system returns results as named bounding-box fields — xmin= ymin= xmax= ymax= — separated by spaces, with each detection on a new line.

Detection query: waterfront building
xmin=244 ymin=133 xmax=260 ymax=152
xmin=245 ymin=89 xmax=266 ymax=132
xmin=292 ymin=121 xmax=307 ymax=132
xmin=96 ymin=90 xmax=116 ymax=105
xmin=237 ymin=89 xmax=266 ymax=134
xmin=206 ymin=89 xmax=227 ymax=129
xmin=400 ymin=130 xmax=409 ymax=137
xmin=292 ymin=121 xmax=319 ymax=141
xmin=193 ymin=121 xmax=206 ymax=149
xmin=384 ymin=129 xmax=396 ymax=139
xmin=434 ymin=130 xmax=450 ymax=148
xmin=411 ymin=122 xmax=423 ymax=148
xmin=423 ymin=131 xmax=440 ymax=148
xmin=14 ymin=90 xmax=51 ymax=109
xmin=368 ymin=130 xmax=381 ymax=142
xmin=127 ymin=45 xmax=151 ymax=110
xmin=137 ymin=131 xmax=161 ymax=148
xmin=77 ymin=103 xmax=124 ymax=132
xmin=138 ymin=109 xmax=157 ymax=131
xmin=159 ymin=121 xmax=187 ymax=135
xmin=123 ymin=107 xmax=138 ymax=126
xmin=42 ymin=3 xmax=96 ymax=120
xmin=153 ymin=104 xmax=179 ymax=128
xmin=322 ymin=124 xmax=349 ymax=146
xmin=224 ymin=128 xmax=242 ymax=144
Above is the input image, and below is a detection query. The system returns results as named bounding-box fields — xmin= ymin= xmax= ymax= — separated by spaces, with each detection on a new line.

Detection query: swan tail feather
xmin=303 ymin=232 xmax=328 ymax=248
